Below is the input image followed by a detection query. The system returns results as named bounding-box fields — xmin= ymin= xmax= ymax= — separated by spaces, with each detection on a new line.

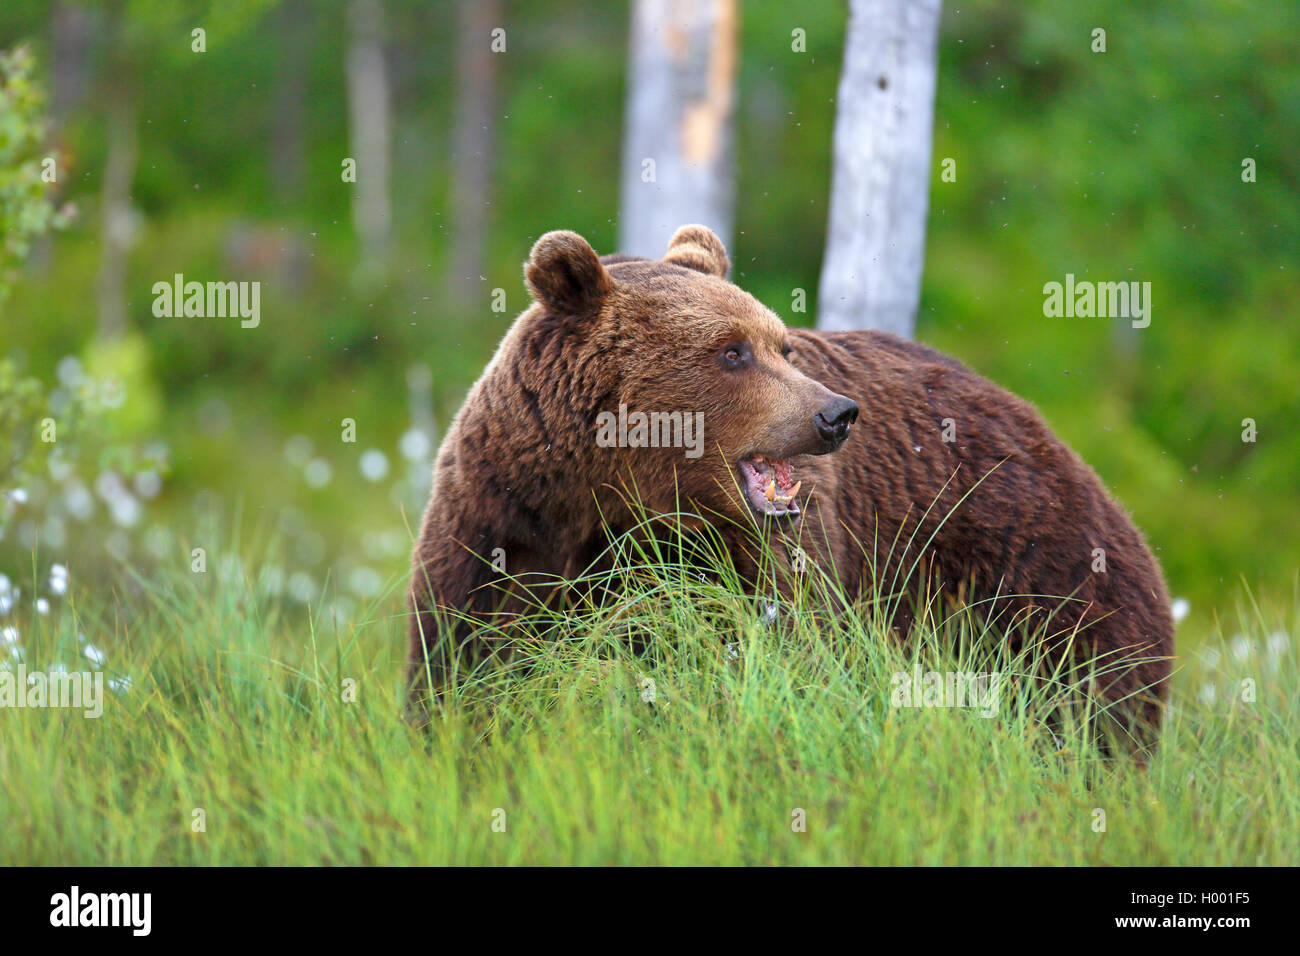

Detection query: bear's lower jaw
xmin=738 ymin=454 xmax=802 ymax=517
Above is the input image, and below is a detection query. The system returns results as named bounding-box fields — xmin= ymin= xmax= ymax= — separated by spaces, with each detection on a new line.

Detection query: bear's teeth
xmin=765 ymin=479 xmax=776 ymax=502
xmin=788 ymin=480 xmax=802 ymax=498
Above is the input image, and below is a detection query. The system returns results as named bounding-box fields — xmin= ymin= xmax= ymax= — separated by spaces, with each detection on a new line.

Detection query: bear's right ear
xmin=525 ymin=231 xmax=612 ymax=317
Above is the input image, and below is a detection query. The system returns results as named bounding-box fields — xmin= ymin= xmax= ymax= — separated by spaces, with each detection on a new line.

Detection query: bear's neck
xmin=468 ymin=317 xmax=624 ymax=536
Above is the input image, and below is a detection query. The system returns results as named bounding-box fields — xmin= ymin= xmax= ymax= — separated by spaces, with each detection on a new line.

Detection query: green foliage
xmin=0 ymin=45 xmax=66 ymax=302
xmin=0 ymin=0 xmax=1296 ymax=612
xmin=0 ymin=358 xmax=44 ymax=490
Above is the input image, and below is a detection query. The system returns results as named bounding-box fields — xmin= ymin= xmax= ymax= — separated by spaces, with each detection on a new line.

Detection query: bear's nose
xmin=814 ymin=396 xmax=859 ymax=445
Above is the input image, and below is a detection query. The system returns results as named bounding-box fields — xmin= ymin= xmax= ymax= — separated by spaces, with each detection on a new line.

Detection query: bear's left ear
xmin=525 ymin=230 xmax=612 ymax=317
xmin=663 ymin=224 xmax=730 ymax=278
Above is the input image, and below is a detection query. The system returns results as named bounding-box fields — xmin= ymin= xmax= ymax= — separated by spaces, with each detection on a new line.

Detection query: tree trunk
xmin=96 ymin=6 xmax=137 ymax=341
xmin=816 ymin=0 xmax=942 ymax=337
xmin=446 ymin=0 xmax=501 ymax=302
xmin=619 ymin=0 xmax=738 ymax=260
xmin=50 ymin=0 xmax=93 ymax=131
xmin=271 ymin=0 xmax=310 ymax=209
xmin=347 ymin=0 xmax=392 ymax=274
xmin=96 ymin=91 xmax=137 ymax=341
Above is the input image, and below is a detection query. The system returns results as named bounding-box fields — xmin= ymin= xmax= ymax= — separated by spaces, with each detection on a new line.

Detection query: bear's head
xmin=522 ymin=224 xmax=857 ymax=524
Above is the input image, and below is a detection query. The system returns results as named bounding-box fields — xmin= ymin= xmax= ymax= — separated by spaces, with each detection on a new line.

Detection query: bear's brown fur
xmin=409 ymin=225 xmax=1173 ymax=747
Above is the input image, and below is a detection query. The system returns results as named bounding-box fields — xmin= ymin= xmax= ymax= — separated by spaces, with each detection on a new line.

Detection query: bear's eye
xmin=719 ymin=342 xmax=751 ymax=369
xmin=781 ymin=342 xmax=794 ymax=360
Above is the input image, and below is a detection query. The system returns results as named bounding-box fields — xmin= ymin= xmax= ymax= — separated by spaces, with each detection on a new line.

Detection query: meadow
xmin=2 ymin=528 xmax=1295 ymax=866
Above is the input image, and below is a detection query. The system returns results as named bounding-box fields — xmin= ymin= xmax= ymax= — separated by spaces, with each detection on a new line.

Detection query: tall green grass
xmin=1 ymin=527 xmax=1296 ymax=865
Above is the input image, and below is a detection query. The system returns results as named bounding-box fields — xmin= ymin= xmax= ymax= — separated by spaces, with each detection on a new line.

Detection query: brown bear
xmin=408 ymin=224 xmax=1173 ymax=749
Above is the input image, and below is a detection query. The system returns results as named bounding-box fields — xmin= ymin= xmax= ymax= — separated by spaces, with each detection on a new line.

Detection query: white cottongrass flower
xmin=35 ymin=598 xmax=49 ymax=615
xmin=284 ymin=434 xmax=314 ymax=467
xmin=83 ymin=643 xmax=106 ymax=667
xmin=1170 ymin=597 xmax=1190 ymax=624
xmin=288 ymin=572 xmax=317 ymax=603
xmin=400 ymin=428 xmax=431 ymax=462
xmin=304 ymin=458 xmax=333 ymax=488
xmin=360 ymin=449 xmax=390 ymax=482
xmin=348 ymin=566 xmax=383 ymax=598
xmin=64 ymin=482 xmax=95 ymax=521
xmin=134 ymin=470 xmax=163 ymax=499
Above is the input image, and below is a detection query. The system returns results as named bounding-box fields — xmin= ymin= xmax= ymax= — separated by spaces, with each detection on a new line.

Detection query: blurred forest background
xmin=1 ymin=0 xmax=1296 ymax=637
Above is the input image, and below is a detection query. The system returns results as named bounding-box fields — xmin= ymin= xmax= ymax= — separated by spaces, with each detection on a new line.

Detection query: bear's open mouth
xmin=738 ymin=454 xmax=802 ymax=518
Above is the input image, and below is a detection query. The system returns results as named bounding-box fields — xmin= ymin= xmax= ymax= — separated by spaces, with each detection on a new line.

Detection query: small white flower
xmin=284 ymin=434 xmax=314 ymax=467
xmin=348 ymin=566 xmax=383 ymax=598
xmin=360 ymin=449 xmax=390 ymax=482
xmin=400 ymin=428 xmax=431 ymax=462
xmin=109 ymin=675 xmax=133 ymax=694
xmin=1266 ymin=631 xmax=1290 ymax=658
xmin=1170 ymin=597 xmax=1190 ymax=624
xmin=1198 ymin=682 xmax=1217 ymax=705
xmin=9 ymin=489 xmax=28 ymax=504
xmin=63 ymin=482 xmax=94 ymax=521
xmin=84 ymin=643 xmax=106 ymax=667
xmin=1 ymin=625 xmax=18 ymax=644
xmin=56 ymin=354 xmax=84 ymax=387
xmin=1229 ymin=634 xmax=1253 ymax=662
xmin=288 ymin=572 xmax=317 ymax=603
xmin=638 ymin=674 xmax=656 ymax=705
xmin=35 ymin=598 xmax=49 ymax=615
xmin=134 ymin=470 xmax=163 ymax=499
xmin=109 ymin=492 xmax=142 ymax=528
xmin=304 ymin=458 xmax=333 ymax=488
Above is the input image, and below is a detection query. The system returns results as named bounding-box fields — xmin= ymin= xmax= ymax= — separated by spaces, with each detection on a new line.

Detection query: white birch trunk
xmin=446 ymin=0 xmax=501 ymax=301
xmin=817 ymin=0 xmax=942 ymax=337
xmin=619 ymin=0 xmax=738 ymax=260
xmin=97 ymin=91 xmax=137 ymax=340
xmin=347 ymin=0 xmax=392 ymax=272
